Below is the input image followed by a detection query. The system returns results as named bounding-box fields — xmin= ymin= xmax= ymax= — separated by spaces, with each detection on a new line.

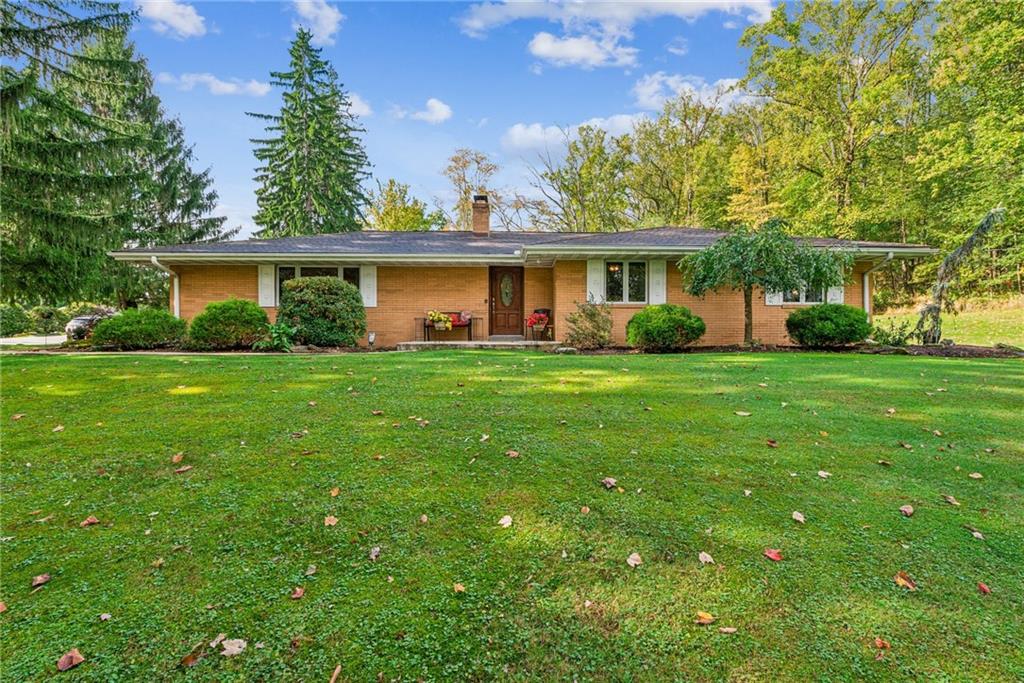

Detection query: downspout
xmin=862 ymin=251 xmax=893 ymax=320
xmin=151 ymin=256 xmax=180 ymax=318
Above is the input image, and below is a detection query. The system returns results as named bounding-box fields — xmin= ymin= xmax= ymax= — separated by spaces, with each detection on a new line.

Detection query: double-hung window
xmin=782 ymin=286 xmax=824 ymax=304
xmin=277 ymin=265 xmax=361 ymax=302
xmin=605 ymin=261 xmax=647 ymax=304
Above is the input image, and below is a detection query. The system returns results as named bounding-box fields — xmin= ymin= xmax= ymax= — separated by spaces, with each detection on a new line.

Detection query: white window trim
xmin=604 ymin=260 xmax=648 ymax=305
xmin=766 ymin=285 xmax=843 ymax=306
xmin=782 ymin=286 xmax=825 ymax=305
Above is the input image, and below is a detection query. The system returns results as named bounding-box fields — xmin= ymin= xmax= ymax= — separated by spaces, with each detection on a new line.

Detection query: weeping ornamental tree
xmin=679 ymin=220 xmax=852 ymax=345
xmin=248 ymin=29 xmax=370 ymax=238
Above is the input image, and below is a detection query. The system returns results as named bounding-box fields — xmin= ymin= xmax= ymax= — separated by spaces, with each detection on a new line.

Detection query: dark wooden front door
xmin=489 ymin=266 xmax=523 ymax=336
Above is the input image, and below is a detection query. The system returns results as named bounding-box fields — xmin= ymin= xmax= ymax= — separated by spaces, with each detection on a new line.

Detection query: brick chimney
xmin=471 ymin=194 xmax=490 ymax=235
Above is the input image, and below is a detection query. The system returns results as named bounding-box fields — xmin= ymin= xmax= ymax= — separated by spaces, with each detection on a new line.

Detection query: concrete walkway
xmin=0 ymin=334 xmax=65 ymax=347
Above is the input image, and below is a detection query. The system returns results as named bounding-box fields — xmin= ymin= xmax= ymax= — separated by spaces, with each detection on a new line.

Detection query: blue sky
xmin=132 ymin=1 xmax=772 ymax=236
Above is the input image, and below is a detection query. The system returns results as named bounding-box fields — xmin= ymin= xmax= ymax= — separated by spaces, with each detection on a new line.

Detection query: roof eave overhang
xmin=108 ymin=252 xmax=526 ymax=265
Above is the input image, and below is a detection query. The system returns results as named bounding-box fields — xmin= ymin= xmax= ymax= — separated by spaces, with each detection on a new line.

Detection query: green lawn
xmin=2 ymin=351 xmax=1022 ymax=681
xmin=875 ymin=299 xmax=1024 ymax=347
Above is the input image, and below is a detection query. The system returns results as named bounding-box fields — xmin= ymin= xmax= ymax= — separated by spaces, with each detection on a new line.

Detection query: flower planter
xmin=433 ymin=322 xmax=448 ymax=331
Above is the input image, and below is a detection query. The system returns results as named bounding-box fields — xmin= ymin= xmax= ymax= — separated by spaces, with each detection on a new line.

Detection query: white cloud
xmin=348 ymin=93 xmax=372 ymax=117
xmin=632 ymin=72 xmax=745 ymax=111
xmin=666 ymin=36 xmax=689 ymax=56
xmin=397 ymin=98 xmax=452 ymax=124
xmin=528 ymin=31 xmax=637 ymax=69
xmin=459 ymin=1 xmax=772 ymax=38
xmin=501 ymin=113 xmax=646 ymax=154
xmin=292 ymin=0 xmax=344 ymax=46
xmin=136 ymin=0 xmax=206 ymax=39
xmin=156 ymin=72 xmax=271 ymax=97
xmin=723 ymin=20 xmax=740 ymax=29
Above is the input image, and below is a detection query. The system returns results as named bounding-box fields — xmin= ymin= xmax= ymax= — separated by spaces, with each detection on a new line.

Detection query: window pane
xmin=804 ymin=288 xmax=823 ymax=303
xmin=342 ymin=267 xmax=360 ymax=287
xmin=628 ymin=262 xmax=646 ymax=302
xmin=300 ymin=266 xmax=338 ymax=278
xmin=783 ymin=289 xmax=801 ymax=303
xmin=605 ymin=262 xmax=623 ymax=302
xmin=278 ymin=266 xmax=295 ymax=301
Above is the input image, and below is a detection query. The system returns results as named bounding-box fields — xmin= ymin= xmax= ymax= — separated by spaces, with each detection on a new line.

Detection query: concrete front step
xmin=397 ymin=340 xmax=561 ymax=351
xmin=488 ymin=335 xmax=525 ymax=341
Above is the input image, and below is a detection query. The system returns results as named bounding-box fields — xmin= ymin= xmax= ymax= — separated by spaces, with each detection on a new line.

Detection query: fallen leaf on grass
xmin=601 ymin=477 xmax=617 ymax=489
xmin=899 ymin=442 xmax=913 ymax=450
xmin=52 ymin=425 xmax=64 ymax=433
xmin=171 ymin=453 xmax=184 ymax=464
xmin=894 ymin=570 xmax=917 ymax=591
xmin=626 ymin=552 xmax=643 ymax=568
xmin=99 ymin=613 xmax=110 ymax=621
xmin=718 ymin=626 xmax=737 ymax=634
xmin=899 ymin=505 xmax=914 ymax=517
xmin=371 ymin=410 xmax=384 ymax=416
xmin=941 ymin=495 xmax=960 ymax=507
xmin=818 ymin=470 xmax=831 ymax=479
xmin=419 ymin=514 xmax=428 ymax=524
xmin=695 ymin=611 xmax=716 ymax=625
xmin=453 ymin=583 xmax=466 ymax=593
xmin=221 ymin=639 xmax=246 ymax=657
xmin=885 ymin=408 xmax=896 ymax=416
xmin=174 ymin=465 xmax=193 ymax=474
xmin=878 ymin=460 xmax=892 ymax=467
xmin=743 ymin=489 xmax=752 ymax=497
xmin=152 ymin=558 xmax=164 ymax=569
xmin=580 ymin=506 xmax=590 ymax=514
xmin=210 ymin=633 xmax=226 ymax=648
xmin=734 ymin=411 xmax=752 ymax=417
xmin=792 ymin=511 xmax=805 ymax=524
xmin=766 ymin=439 xmax=778 ymax=448
xmin=479 ymin=434 xmax=490 ymax=442
xmin=505 ymin=450 xmax=520 ymax=458
xmin=290 ymin=587 xmax=305 ymax=600
xmin=0 ymin=602 xmax=6 ymax=613
xmin=498 ymin=515 xmax=512 ymax=528
xmin=968 ymin=472 xmax=983 ymax=480
xmin=308 ymin=401 xmax=317 ymax=407
xmin=977 ymin=582 xmax=991 ymax=594
xmin=32 ymin=573 xmax=50 ymax=588
xmin=763 ymin=549 xmax=783 ymax=562
xmin=324 ymin=515 xmax=338 ymax=526
xmin=329 ymin=664 xmax=342 ymax=683
xmin=698 ymin=551 xmax=714 ymax=565
xmin=874 ymin=637 xmax=890 ymax=650
xmin=11 ymin=413 xmax=25 ymax=421
xmin=330 ymin=487 xmax=340 ymax=497
xmin=79 ymin=516 xmax=99 ymax=527
xmin=56 ymin=648 xmax=84 ymax=671
xmin=369 ymin=546 xmax=381 ymax=561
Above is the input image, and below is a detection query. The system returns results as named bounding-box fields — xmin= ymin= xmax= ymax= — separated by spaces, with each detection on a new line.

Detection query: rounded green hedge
xmin=188 ymin=298 xmax=269 ymax=350
xmin=785 ymin=303 xmax=871 ymax=347
xmin=278 ymin=277 xmax=366 ymax=347
xmin=626 ymin=304 xmax=706 ymax=352
xmin=91 ymin=308 xmax=186 ymax=350
xmin=0 ymin=303 xmax=32 ymax=336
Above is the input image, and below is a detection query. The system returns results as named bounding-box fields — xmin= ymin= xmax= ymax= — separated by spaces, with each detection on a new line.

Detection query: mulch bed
xmin=578 ymin=343 xmax=1023 ymax=359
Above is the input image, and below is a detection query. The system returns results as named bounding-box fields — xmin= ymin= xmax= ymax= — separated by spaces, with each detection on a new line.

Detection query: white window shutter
xmin=258 ymin=265 xmax=276 ymax=307
xmin=765 ymin=290 xmax=783 ymax=306
xmin=586 ymin=259 xmax=605 ymax=303
xmin=827 ymin=285 xmax=845 ymax=304
xmin=648 ymin=260 xmax=667 ymax=304
xmin=359 ymin=265 xmax=377 ymax=307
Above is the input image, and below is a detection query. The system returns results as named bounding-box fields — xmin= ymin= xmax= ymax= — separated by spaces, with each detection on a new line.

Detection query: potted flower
xmin=427 ymin=309 xmax=452 ymax=331
xmin=526 ymin=312 xmax=548 ymax=333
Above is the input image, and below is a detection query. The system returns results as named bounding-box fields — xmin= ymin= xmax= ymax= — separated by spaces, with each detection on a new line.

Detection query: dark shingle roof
xmin=112 ymin=227 xmax=933 ymax=258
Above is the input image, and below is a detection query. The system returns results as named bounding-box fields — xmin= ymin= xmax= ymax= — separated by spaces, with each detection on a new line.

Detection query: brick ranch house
xmin=111 ymin=196 xmax=936 ymax=348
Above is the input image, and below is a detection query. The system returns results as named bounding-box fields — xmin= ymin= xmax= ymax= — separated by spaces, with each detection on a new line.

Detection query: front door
xmin=489 ymin=266 xmax=523 ymax=336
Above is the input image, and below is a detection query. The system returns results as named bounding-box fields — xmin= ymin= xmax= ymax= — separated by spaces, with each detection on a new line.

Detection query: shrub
xmin=564 ymin=298 xmax=613 ymax=350
xmin=277 ymin=277 xmax=366 ymax=347
xmin=63 ymin=301 xmax=116 ymax=318
xmin=91 ymin=308 xmax=186 ymax=350
xmin=29 ymin=305 xmax=71 ymax=334
xmin=0 ymin=303 xmax=32 ymax=336
xmin=871 ymin=319 xmax=917 ymax=347
xmin=252 ymin=321 xmax=297 ymax=352
xmin=188 ymin=299 xmax=269 ymax=350
xmin=626 ymin=304 xmax=706 ymax=352
xmin=785 ymin=304 xmax=871 ymax=347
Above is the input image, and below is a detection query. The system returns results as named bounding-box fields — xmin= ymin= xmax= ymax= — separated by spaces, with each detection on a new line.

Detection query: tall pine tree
xmin=1 ymin=0 xmax=142 ymax=303
xmin=248 ymin=30 xmax=369 ymax=237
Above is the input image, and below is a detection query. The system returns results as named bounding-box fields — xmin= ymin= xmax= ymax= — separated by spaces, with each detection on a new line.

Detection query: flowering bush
xmin=526 ymin=312 xmax=549 ymax=328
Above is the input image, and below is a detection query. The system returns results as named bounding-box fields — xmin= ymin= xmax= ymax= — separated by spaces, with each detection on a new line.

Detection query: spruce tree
xmin=248 ymin=29 xmax=369 ymax=237
xmin=1 ymin=0 xmax=142 ymax=303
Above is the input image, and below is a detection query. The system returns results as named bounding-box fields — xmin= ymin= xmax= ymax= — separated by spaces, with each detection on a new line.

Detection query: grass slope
xmin=1 ymin=351 xmax=1022 ymax=681
xmin=875 ymin=298 xmax=1024 ymax=347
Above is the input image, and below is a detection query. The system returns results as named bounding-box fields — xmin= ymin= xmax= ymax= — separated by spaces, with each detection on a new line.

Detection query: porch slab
xmin=396 ymin=340 xmax=562 ymax=351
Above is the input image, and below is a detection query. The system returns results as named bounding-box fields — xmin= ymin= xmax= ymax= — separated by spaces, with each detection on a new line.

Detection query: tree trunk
xmin=743 ymin=286 xmax=753 ymax=346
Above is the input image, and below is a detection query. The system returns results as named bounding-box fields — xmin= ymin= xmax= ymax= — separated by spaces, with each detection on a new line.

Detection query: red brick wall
xmin=552 ymin=260 xmax=871 ymax=346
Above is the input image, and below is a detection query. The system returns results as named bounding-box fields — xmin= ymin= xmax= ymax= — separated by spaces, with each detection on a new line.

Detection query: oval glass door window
xmin=500 ymin=274 xmax=514 ymax=306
